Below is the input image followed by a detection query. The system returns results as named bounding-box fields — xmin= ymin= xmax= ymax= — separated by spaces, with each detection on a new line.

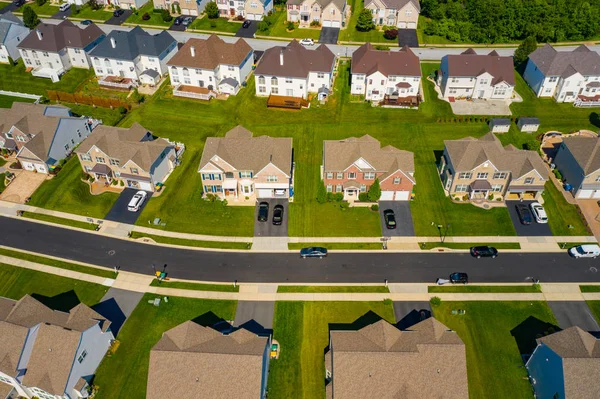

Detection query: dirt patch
xmin=0 ymin=171 xmax=47 ymax=204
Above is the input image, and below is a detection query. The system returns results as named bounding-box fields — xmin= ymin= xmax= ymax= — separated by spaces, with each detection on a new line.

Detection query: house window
xmin=451 ymin=78 xmax=459 ymax=83
xmin=524 ymin=177 xmax=535 ymax=184
xmin=258 ymin=76 xmax=265 ymax=84
xmin=78 ymin=350 xmax=88 ymax=364
xmin=184 ymin=78 xmax=191 ymax=84
xmin=476 ymin=172 xmax=488 ymax=179
xmin=42 ymin=51 xmax=48 ymax=57
xmin=64 ymin=144 xmax=70 ymax=151
xmin=326 ymin=185 xmax=332 ymax=192
xmin=225 ymin=172 xmax=234 ymax=178
xmin=493 ymin=172 xmax=507 ymax=179
xmin=458 ymin=172 xmax=472 ymax=179
xmin=130 ymin=168 xmax=139 ymax=174
xmin=596 ymin=176 xmax=600 ymax=182
xmin=348 ymin=172 xmax=356 ymax=179
xmin=80 ymin=154 xmax=91 ymax=161
xmin=172 ymin=76 xmax=180 ymax=83
xmin=326 ymin=172 xmax=333 ymax=179
xmin=95 ymin=157 xmax=105 ymax=163
xmin=360 ymin=184 xmax=367 ymax=192
xmin=239 ymin=171 xmax=252 ymax=178
xmin=84 ymin=166 xmax=92 ymax=172
xmin=271 ymin=77 xmax=278 ymax=86
xmin=335 ymin=184 xmax=342 ymax=192
xmin=267 ymin=175 xmax=278 ymax=182
xmin=336 ymin=172 xmax=343 ymax=179
xmin=107 ymin=68 xmax=114 ymax=75
xmin=148 ymin=58 xmax=155 ymax=62
xmin=393 ymin=177 xmax=401 ymax=184
xmin=171 ymin=67 xmax=178 ymax=75
xmin=492 ymin=184 xmax=503 ymax=192
xmin=272 ymin=87 xmax=279 ymax=94
xmin=228 ymin=66 xmax=235 ymax=71
xmin=183 ymin=68 xmax=189 ymax=76
xmin=364 ymin=172 xmax=375 ymax=180
xmin=405 ymin=9 xmax=412 ymax=16
xmin=455 ymin=184 xmax=468 ymax=192
xmin=259 ymin=86 xmax=266 ymax=93
xmin=116 ymin=60 xmax=123 ymax=66
xmin=317 ymin=73 xmax=325 ymax=79
xmin=286 ymin=78 xmax=293 ymax=84
xmin=110 ymin=159 xmax=120 ymax=166
xmin=549 ymin=76 xmax=558 ymax=83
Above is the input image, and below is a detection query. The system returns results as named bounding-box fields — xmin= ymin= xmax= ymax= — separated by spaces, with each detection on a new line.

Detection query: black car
xmin=257 ymin=202 xmax=269 ymax=222
xmin=470 ymin=246 xmax=498 ymax=258
xmin=242 ymin=20 xmax=251 ymax=28
xmin=449 ymin=272 xmax=468 ymax=284
xmin=113 ymin=9 xmax=124 ymax=17
xmin=13 ymin=0 xmax=25 ymax=6
xmin=383 ymin=209 xmax=396 ymax=229
xmin=300 ymin=247 xmax=328 ymax=258
xmin=80 ymin=20 xmax=93 ymax=25
xmin=515 ymin=204 xmax=533 ymax=225
xmin=174 ymin=17 xmax=182 ymax=25
xmin=272 ymin=204 xmax=284 ymax=225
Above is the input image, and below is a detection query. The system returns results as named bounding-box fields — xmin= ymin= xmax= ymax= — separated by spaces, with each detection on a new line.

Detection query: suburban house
xmin=167 ymin=35 xmax=253 ymax=99
xmin=439 ymin=132 xmax=549 ymax=201
xmin=351 ymin=43 xmax=421 ymax=105
xmin=153 ymin=0 xmax=211 ymax=15
xmin=17 ymin=20 xmax=105 ymax=82
xmin=364 ymin=0 xmax=420 ymax=29
xmin=115 ymin=0 xmax=149 ymax=9
xmin=0 ymin=103 xmax=97 ymax=174
xmin=254 ymin=40 xmax=336 ymax=99
xmin=147 ymin=321 xmax=271 ymax=399
xmin=553 ymin=136 xmax=600 ymax=199
xmin=0 ymin=12 xmax=29 ymax=65
xmin=322 ymin=135 xmax=415 ymax=201
xmin=89 ymin=27 xmax=178 ymax=89
xmin=325 ymin=318 xmax=468 ymax=399
xmin=286 ymin=0 xmax=348 ymax=28
xmin=523 ymin=44 xmax=600 ymax=106
xmin=216 ymin=0 xmax=273 ymax=20
xmin=526 ymin=326 xmax=600 ymax=399
xmin=437 ymin=49 xmax=515 ymax=100
xmin=198 ymin=126 xmax=293 ymax=200
xmin=76 ymin=123 xmax=181 ymax=192
xmin=0 ymin=294 xmax=114 ymax=399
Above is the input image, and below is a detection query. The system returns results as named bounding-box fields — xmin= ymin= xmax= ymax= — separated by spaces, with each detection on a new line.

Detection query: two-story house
xmin=216 ymin=0 xmax=273 ymax=19
xmin=0 ymin=12 xmax=29 ymax=65
xmin=0 ymin=102 xmax=97 ymax=174
xmin=286 ymin=0 xmax=348 ymax=28
xmin=523 ymin=44 xmax=600 ymax=105
xmin=322 ymin=135 xmax=415 ymax=201
xmin=17 ymin=20 xmax=104 ymax=82
xmin=364 ymin=0 xmax=420 ymax=29
xmin=351 ymin=43 xmax=421 ymax=104
xmin=526 ymin=326 xmax=600 ymax=399
xmin=76 ymin=123 xmax=180 ymax=192
xmin=115 ymin=0 xmax=149 ymax=9
xmin=198 ymin=126 xmax=293 ymax=200
xmin=0 ymin=294 xmax=113 ymax=399
xmin=553 ymin=136 xmax=600 ymax=199
xmin=168 ymin=35 xmax=253 ymax=97
xmin=439 ymin=132 xmax=549 ymax=201
xmin=147 ymin=321 xmax=271 ymax=399
xmin=153 ymin=0 xmax=211 ymax=16
xmin=254 ymin=40 xmax=336 ymax=99
xmin=438 ymin=49 xmax=515 ymax=100
xmin=89 ymin=27 xmax=178 ymax=89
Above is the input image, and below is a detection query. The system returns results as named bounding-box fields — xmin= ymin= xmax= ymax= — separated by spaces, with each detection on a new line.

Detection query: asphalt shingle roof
xmin=18 ymin=19 xmax=103 ymax=52
xmin=352 ymin=43 xmax=421 ymax=77
xmin=443 ymin=49 xmax=515 ymax=86
xmin=89 ymin=26 xmax=175 ymax=61
xmin=0 ymin=12 xmax=25 ymax=44
xmin=528 ymin=44 xmax=600 ymax=77
xmin=561 ymin=136 xmax=600 ymax=175
xmin=365 ymin=0 xmax=420 ymax=11
xmin=168 ymin=34 xmax=251 ymax=70
xmin=255 ymin=40 xmax=335 ymax=78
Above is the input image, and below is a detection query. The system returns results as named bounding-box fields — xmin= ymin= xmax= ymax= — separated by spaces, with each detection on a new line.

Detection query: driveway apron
xmin=379 ymin=201 xmax=415 ymax=236
xmin=233 ymin=300 xmax=275 ymax=335
xmin=104 ymin=188 xmax=153 ymax=225
xmin=394 ymin=301 xmax=431 ymax=329
xmin=93 ymin=288 xmax=144 ymax=336
xmin=319 ymin=27 xmax=339 ymax=44
xmin=505 ymin=200 xmax=552 ymax=236
xmin=254 ymin=198 xmax=288 ymax=237
xmin=548 ymin=301 xmax=600 ymax=332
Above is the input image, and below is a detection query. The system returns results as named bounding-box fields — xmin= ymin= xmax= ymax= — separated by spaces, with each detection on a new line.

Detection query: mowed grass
xmin=288 ymin=242 xmax=382 ymax=250
xmin=0 ymin=94 xmax=35 ymax=108
xmin=419 ymin=242 xmax=521 ymax=250
xmin=580 ymin=286 xmax=600 ymax=293
xmin=0 ymin=60 xmax=93 ymax=95
xmin=434 ymin=301 xmax=559 ymax=399
xmin=190 ymin=16 xmax=241 ymax=33
xmin=429 ymin=285 xmax=541 ymax=293
xmin=125 ymin=3 xmax=172 ymax=27
xmin=93 ymin=295 xmax=236 ymax=399
xmin=17 ymin=2 xmax=59 ymax=16
xmin=268 ymin=301 xmax=395 ymax=398
xmin=277 ymin=285 xmax=389 ymax=293
xmin=149 ymin=279 xmax=239 ymax=292
xmin=72 ymin=3 xmax=113 ymax=21
xmin=0 ymin=2 xmax=11 ymax=12
xmin=338 ymin=0 xmax=395 ymax=43
xmin=22 ymin=211 xmax=98 ymax=230
xmin=588 ymin=301 xmax=600 ymax=325
xmin=129 ymin=231 xmax=252 ymax=249
xmin=541 ymin=181 xmax=590 ymax=236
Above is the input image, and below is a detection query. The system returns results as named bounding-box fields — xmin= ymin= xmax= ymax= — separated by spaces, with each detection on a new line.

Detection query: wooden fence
xmin=47 ymin=91 xmax=131 ymax=110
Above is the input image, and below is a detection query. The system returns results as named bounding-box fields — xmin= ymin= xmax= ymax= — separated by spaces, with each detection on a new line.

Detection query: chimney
xmin=110 ymin=37 xmax=116 ymax=49
xmin=190 ymin=45 xmax=195 ymax=57
xmin=36 ymin=29 xmax=42 ymax=41
xmin=279 ymin=49 xmax=284 ymax=66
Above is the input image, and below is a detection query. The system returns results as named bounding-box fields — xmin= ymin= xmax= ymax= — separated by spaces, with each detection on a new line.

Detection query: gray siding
xmin=149 ymin=147 xmax=175 ymax=184
xmin=526 ymin=343 xmax=565 ymax=399
xmin=553 ymin=143 xmax=585 ymax=194
xmin=46 ymin=118 xmax=91 ymax=165
xmin=260 ymin=336 xmax=271 ymax=399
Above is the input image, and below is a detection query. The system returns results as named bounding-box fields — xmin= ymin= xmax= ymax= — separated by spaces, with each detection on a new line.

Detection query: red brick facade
xmin=323 ymin=165 xmax=414 ymax=193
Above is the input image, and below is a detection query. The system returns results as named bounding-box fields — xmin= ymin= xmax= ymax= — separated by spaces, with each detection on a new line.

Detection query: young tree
xmin=316 ymin=181 xmax=327 ymax=204
xmin=356 ymin=8 xmax=375 ymax=32
xmin=513 ymin=36 xmax=537 ymax=66
xmin=367 ymin=178 xmax=381 ymax=202
xmin=205 ymin=1 xmax=219 ymax=19
xmin=70 ymin=4 xmax=78 ymax=14
xmin=175 ymin=3 xmax=181 ymax=14
xmin=22 ymin=6 xmax=40 ymax=29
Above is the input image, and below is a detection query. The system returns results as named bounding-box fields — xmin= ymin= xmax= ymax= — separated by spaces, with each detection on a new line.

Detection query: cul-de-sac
xmin=1 ymin=0 xmax=600 ymax=397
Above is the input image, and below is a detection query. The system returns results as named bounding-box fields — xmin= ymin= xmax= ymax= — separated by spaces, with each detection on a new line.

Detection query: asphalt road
xmin=2 ymin=217 xmax=600 ymax=284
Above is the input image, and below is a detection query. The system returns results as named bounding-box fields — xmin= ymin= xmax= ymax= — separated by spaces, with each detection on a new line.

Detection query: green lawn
xmin=71 ymin=3 xmax=113 ymax=21
xmin=0 ymin=94 xmax=35 ymax=108
xmin=429 ymin=285 xmax=541 ymax=293
xmin=130 ymin=231 xmax=252 ymax=249
xmin=93 ymin=295 xmax=237 ymax=399
xmin=22 ymin=211 xmax=98 ymax=231
xmin=0 ymin=2 xmax=11 ymax=12
xmin=0 ymin=61 xmax=93 ymax=95
xmin=288 ymin=242 xmax=382 ymax=250
xmin=262 ymin=10 xmax=321 ymax=40
xmin=580 ymin=286 xmax=600 ymax=293
xmin=0 ymin=263 xmax=108 ymax=306
xmin=268 ymin=301 xmax=395 ymax=398
xmin=66 ymin=102 xmax=127 ymax=127
xmin=588 ymin=301 xmax=600 ymax=325
xmin=541 ymin=181 xmax=590 ymax=236
xmin=17 ymin=2 xmax=59 ymax=16
xmin=125 ymin=3 xmax=172 ymax=27
xmin=338 ymin=0 xmax=397 ymax=44
xmin=189 ymin=16 xmax=241 ymax=33
xmin=434 ymin=301 xmax=559 ymax=399
xmin=28 ymin=156 xmax=118 ymax=218
xmin=277 ymin=285 xmax=389 ymax=293
xmin=0 ymin=173 xmax=5 ymax=194
xmin=149 ymin=279 xmax=239 ymax=292
xmin=420 ymin=242 xmax=521 ymax=250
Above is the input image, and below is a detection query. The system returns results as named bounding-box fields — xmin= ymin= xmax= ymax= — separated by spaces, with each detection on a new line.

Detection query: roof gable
xmin=168 ymin=35 xmax=251 ymax=70
xmin=255 ymin=40 xmax=335 ymax=78
xmin=529 ymin=44 xmax=600 ymax=77
xmin=443 ymin=49 xmax=515 ymax=86
xmin=352 ymin=43 xmax=421 ymax=77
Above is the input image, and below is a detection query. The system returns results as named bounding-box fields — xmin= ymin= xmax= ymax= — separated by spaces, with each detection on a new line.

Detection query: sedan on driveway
xmin=383 ymin=209 xmax=396 ymax=229
xmin=182 ymin=16 xmax=193 ymax=26
xmin=300 ymin=247 xmax=328 ymax=258
xmin=257 ymin=202 xmax=269 ymax=222
xmin=272 ymin=205 xmax=284 ymax=225
xmin=470 ymin=246 xmax=498 ymax=258
xmin=529 ymin=202 xmax=548 ymax=223
xmin=515 ymin=203 xmax=533 ymax=225
xmin=127 ymin=191 xmax=147 ymax=212
xmin=449 ymin=272 xmax=468 ymax=284
xmin=113 ymin=9 xmax=124 ymax=17
xmin=242 ymin=20 xmax=251 ymax=28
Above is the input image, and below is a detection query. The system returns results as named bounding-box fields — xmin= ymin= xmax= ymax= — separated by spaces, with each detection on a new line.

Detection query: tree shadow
xmin=590 ymin=112 xmax=600 ymax=129
xmin=31 ymin=290 xmax=81 ymax=313
xmin=510 ymin=316 xmax=561 ymax=355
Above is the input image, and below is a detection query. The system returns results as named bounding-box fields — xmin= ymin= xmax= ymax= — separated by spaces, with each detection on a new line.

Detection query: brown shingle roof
xmin=528 ymin=44 xmax=600 ymax=77
xmin=365 ymin=0 xmax=420 ymax=12
xmin=443 ymin=49 xmax=515 ymax=86
xmin=352 ymin=43 xmax=421 ymax=77
xmin=147 ymin=321 xmax=268 ymax=399
xmin=328 ymin=318 xmax=467 ymax=399
xmin=255 ymin=40 xmax=335 ymax=78
xmin=198 ymin=126 xmax=292 ymax=175
xmin=560 ymin=136 xmax=600 ymax=175
xmin=0 ymin=321 xmax=28 ymax=377
xmin=444 ymin=132 xmax=548 ymax=179
xmin=18 ymin=19 xmax=103 ymax=52
xmin=168 ymin=35 xmax=251 ymax=70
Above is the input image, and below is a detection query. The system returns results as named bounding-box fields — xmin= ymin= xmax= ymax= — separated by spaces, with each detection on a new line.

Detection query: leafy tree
xmin=383 ymin=29 xmax=398 ymax=40
xmin=70 ymin=4 xmax=78 ymax=14
xmin=258 ymin=21 xmax=269 ymax=32
xmin=316 ymin=181 xmax=327 ymax=204
xmin=367 ymin=178 xmax=381 ymax=202
xmin=205 ymin=1 xmax=219 ymax=19
xmin=22 ymin=6 xmax=40 ymax=29
xmin=356 ymin=8 xmax=375 ymax=32
xmin=35 ymin=0 xmax=46 ymax=7
xmin=513 ymin=36 xmax=537 ymax=66
xmin=171 ymin=3 xmax=175 ymax=13
xmin=88 ymin=0 xmax=102 ymax=10
xmin=161 ymin=9 xmax=173 ymax=22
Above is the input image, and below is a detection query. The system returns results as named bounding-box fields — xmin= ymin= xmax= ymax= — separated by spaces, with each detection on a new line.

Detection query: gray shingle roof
xmin=18 ymin=19 xmax=103 ymax=52
xmin=286 ymin=0 xmax=346 ymax=10
xmin=255 ymin=40 xmax=335 ymax=78
xmin=561 ymin=136 xmax=600 ymax=175
xmin=352 ymin=43 xmax=421 ymax=77
xmin=0 ymin=12 xmax=25 ymax=44
xmin=365 ymin=0 xmax=420 ymax=12
xmin=89 ymin=26 xmax=176 ymax=61
xmin=489 ymin=118 xmax=511 ymax=127
xmin=141 ymin=69 xmax=160 ymax=79
xmin=220 ymin=77 xmax=239 ymax=87
xmin=528 ymin=44 xmax=600 ymax=77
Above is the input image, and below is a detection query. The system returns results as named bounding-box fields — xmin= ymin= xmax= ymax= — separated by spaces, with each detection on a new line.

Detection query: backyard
xmin=0 ymin=94 xmax=35 ymax=108
xmin=0 ymin=61 xmax=93 ymax=95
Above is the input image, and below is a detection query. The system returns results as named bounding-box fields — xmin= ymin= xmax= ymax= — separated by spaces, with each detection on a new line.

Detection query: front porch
xmin=99 ymin=76 xmax=136 ymax=90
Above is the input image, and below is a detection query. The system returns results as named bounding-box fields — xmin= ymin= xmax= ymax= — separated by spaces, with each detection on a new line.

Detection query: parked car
xmin=173 ymin=17 xmax=182 ymax=25
xmin=80 ymin=20 xmax=93 ymax=25
xmin=383 ymin=209 xmax=396 ymax=229
xmin=182 ymin=17 xmax=193 ymax=26
xmin=300 ymin=247 xmax=328 ymax=258
xmin=470 ymin=246 xmax=498 ymax=258
xmin=529 ymin=202 xmax=548 ymax=223
xmin=59 ymin=2 xmax=71 ymax=12
xmin=113 ymin=9 xmax=124 ymax=17
xmin=127 ymin=191 xmax=147 ymax=212
xmin=568 ymin=244 xmax=600 ymax=259
xmin=242 ymin=20 xmax=251 ymax=28
xmin=272 ymin=205 xmax=284 ymax=225
xmin=13 ymin=0 xmax=25 ymax=6
xmin=257 ymin=202 xmax=269 ymax=222
xmin=449 ymin=272 xmax=468 ymax=284
xmin=299 ymin=38 xmax=315 ymax=46
xmin=515 ymin=203 xmax=533 ymax=225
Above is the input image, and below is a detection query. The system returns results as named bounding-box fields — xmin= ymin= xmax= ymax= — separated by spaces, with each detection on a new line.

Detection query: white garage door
xmin=398 ymin=22 xmax=407 ymax=28
xmin=21 ymin=162 xmax=34 ymax=171
xmin=331 ymin=21 xmax=340 ymax=28
xmin=593 ymin=190 xmax=600 ymax=199
xmin=257 ymin=188 xmax=273 ymax=198
xmin=578 ymin=190 xmax=593 ymax=199
xmin=380 ymin=191 xmax=394 ymax=200
xmin=394 ymin=191 xmax=410 ymax=201
xmin=34 ymin=164 xmax=46 ymax=173
xmin=407 ymin=22 xmax=416 ymax=29
xmin=323 ymin=20 xmax=332 ymax=27
xmin=182 ymin=9 xmax=190 ymax=15
xmin=190 ymin=9 xmax=198 ymax=16
xmin=139 ymin=181 xmax=153 ymax=191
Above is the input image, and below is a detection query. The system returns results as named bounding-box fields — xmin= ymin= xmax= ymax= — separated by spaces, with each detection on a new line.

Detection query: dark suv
xmin=272 ymin=205 xmax=284 ymax=225
xmin=257 ymin=202 xmax=269 ymax=222
xmin=470 ymin=246 xmax=498 ymax=258
xmin=515 ymin=204 xmax=533 ymax=225
xmin=449 ymin=272 xmax=468 ymax=284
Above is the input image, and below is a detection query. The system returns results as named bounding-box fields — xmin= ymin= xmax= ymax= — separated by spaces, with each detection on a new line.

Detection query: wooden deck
xmin=381 ymin=95 xmax=420 ymax=107
xmin=267 ymin=95 xmax=309 ymax=110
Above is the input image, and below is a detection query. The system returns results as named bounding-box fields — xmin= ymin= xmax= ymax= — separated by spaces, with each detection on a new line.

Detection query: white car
xmin=59 ymin=2 xmax=70 ymax=12
xmin=299 ymin=38 xmax=315 ymax=46
xmin=569 ymin=244 xmax=600 ymax=258
xmin=529 ymin=202 xmax=548 ymax=223
xmin=127 ymin=191 xmax=147 ymax=212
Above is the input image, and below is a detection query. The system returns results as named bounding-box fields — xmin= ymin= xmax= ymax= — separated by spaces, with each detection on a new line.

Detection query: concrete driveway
xmin=548 ymin=301 xmax=600 ymax=332
xmin=254 ymin=198 xmax=288 ymax=237
xmin=319 ymin=27 xmax=339 ymax=44
xmin=235 ymin=21 xmax=257 ymax=38
xmin=93 ymin=288 xmax=143 ymax=336
xmin=233 ymin=301 xmax=274 ymax=335
xmin=0 ymin=171 xmax=46 ymax=204
xmin=394 ymin=301 xmax=431 ymax=330
xmin=576 ymin=199 xmax=600 ymax=240
xmin=104 ymin=188 xmax=152 ymax=225
xmin=169 ymin=16 xmax=197 ymax=31
xmin=505 ymin=200 xmax=553 ymax=236
xmin=379 ymin=201 xmax=415 ymax=236
xmin=397 ymin=29 xmax=418 ymax=47
xmin=450 ymin=99 xmax=512 ymax=115
xmin=105 ymin=10 xmax=132 ymax=25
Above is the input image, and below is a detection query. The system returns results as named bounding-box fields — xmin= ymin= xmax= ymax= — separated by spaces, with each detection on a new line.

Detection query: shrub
xmin=205 ymin=1 xmax=219 ymax=19
xmin=210 ymin=20 xmax=217 ymax=28
xmin=316 ymin=181 xmax=327 ymax=203
xmin=553 ymin=168 xmax=562 ymax=181
xmin=286 ymin=21 xmax=294 ymax=30
xmin=119 ymin=180 xmax=124 ymax=187
xmin=430 ymin=296 xmax=442 ymax=306
xmin=142 ymin=12 xmax=150 ymax=20
xmin=371 ymin=204 xmax=379 ymax=211
xmin=258 ymin=21 xmax=269 ymax=32
xmin=462 ymin=194 xmax=469 ymax=201
xmin=35 ymin=0 xmax=46 ymax=6
xmin=171 ymin=3 xmax=175 ymax=13
xmin=310 ymin=20 xmax=320 ymax=27
xmin=161 ymin=9 xmax=173 ymax=22
xmin=333 ymin=192 xmax=344 ymax=202
xmin=356 ymin=8 xmax=374 ymax=31
xmin=374 ymin=45 xmax=390 ymax=51
xmin=383 ymin=29 xmax=398 ymax=40
xmin=383 ymin=298 xmax=392 ymax=305
xmin=70 ymin=4 xmax=78 ymax=14
xmin=488 ymin=194 xmax=494 ymax=200
xmin=326 ymin=192 xmax=334 ymax=202
xmin=367 ymin=178 xmax=381 ymax=202
xmin=117 ymin=106 xmax=127 ymax=115
xmin=358 ymin=192 xmax=369 ymax=202
xmin=236 ymin=15 xmax=244 ymax=21
xmin=175 ymin=3 xmax=181 ymax=13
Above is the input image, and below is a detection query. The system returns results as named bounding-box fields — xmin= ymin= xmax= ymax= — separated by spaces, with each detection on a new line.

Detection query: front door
xmin=198 ymin=80 xmax=204 ymax=87
xmin=478 ymin=90 xmax=484 ymax=98
xmin=286 ymin=89 xmax=293 ymax=96
xmin=119 ymin=70 xmax=125 ymax=77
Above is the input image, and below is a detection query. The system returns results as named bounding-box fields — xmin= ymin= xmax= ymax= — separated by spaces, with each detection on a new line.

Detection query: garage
xmin=331 ymin=21 xmax=340 ymax=28
xmin=257 ymin=188 xmax=273 ymax=198
xmin=323 ymin=20 xmax=332 ymax=27
xmin=247 ymin=13 xmax=262 ymax=20
xmin=394 ymin=191 xmax=410 ymax=200
xmin=578 ymin=189 xmax=600 ymax=199
xmin=126 ymin=179 xmax=153 ymax=192
xmin=181 ymin=9 xmax=190 ymax=15
xmin=21 ymin=162 xmax=34 ymax=171
xmin=34 ymin=164 xmax=47 ymax=173
xmin=190 ymin=9 xmax=198 ymax=16
xmin=380 ymin=191 xmax=394 ymax=200
xmin=407 ymin=22 xmax=416 ymax=29
xmin=381 ymin=190 xmax=410 ymax=201
xmin=398 ymin=22 xmax=406 ymax=28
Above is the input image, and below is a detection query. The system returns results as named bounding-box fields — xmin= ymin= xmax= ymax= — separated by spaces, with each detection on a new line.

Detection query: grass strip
xmin=288 ymin=242 xmax=382 ymax=250
xmin=429 ymin=285 xmax=541 ymax=293
xmin=149 ymin=279 xmax=239 ymax=292
xmin=130 ymin=231 xmax=251 ymax=250
xmin=419 ymin=242 xmax=521 ymax=250
xmin=0 ymin=247 xmax=116 ymax=279
xmin=557 ymin=242 xmax=595 ymax=249
xmin=580 ymin=286 xmax=600 ymax=293
xmin=22 ymin=211 xmax=98 ymax=231
xmin=277 ymin=285 xmax=389 ymax=293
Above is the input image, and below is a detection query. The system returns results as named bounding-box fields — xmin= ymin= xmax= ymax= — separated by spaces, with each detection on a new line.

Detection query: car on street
xmin=182 ymin=16 xmax=193 ymax=26
xmin=13 ymin=0 xmax=25 ymax=6
xmin=383 ymin=209 xmax=396 ymax=229
xmin=449 ymin=272 xmax=468 ymax=284
xmin=127 ymin=191 xmax=147 ymax=212
xmin=568 ymin=244 xmax=600 ymax=258
xmin=529 ymin=202 xmax=548 ymax=223
xmin=299 ymin=38 xmax=315 ymax=46
xmin=300 ymin=247 xmax=328 ymax=258
xmin=470 ymin=246 xmax=498 ymax=258
xmin=80 ymin=20 xmax=93 ymax=25
xmin=113 ymin=9 xmax=124 ymax=17
xmin=515 ymin=203 xmax=533 ymax=225
xmin=242 ymin=20 xmax=251 ymax=28
xmin=59 ymin=2 xmax=71 ymax=12
xmin=258 ymin=202 xmax=269 ymax=222
xmin=272 ymin=204 xmax=284 ymax=225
